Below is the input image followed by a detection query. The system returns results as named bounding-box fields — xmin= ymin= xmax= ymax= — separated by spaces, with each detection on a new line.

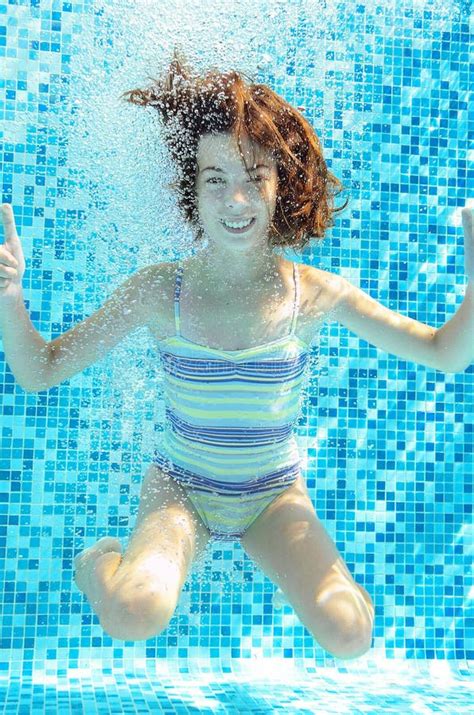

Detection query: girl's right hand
xmin=0 ymin=204 xmax=26 ymax=303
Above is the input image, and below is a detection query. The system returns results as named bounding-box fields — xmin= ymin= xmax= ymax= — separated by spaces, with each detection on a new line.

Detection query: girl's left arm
xmin=433 ymin=207 xmax=473 ymax=372
xmin=327 ymin=206 xmax=473 ymax=374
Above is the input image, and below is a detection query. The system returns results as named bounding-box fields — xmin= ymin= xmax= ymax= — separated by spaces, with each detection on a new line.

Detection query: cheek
xmin=263 ymin=184 xmax=277 ymax=211
xmin=201 ymin=191 xmax=221 ymax=210
xmin=197 ymin=190 xmax=220 ymax=218
xmin=199 ymin=184 xmax=219 ymax=198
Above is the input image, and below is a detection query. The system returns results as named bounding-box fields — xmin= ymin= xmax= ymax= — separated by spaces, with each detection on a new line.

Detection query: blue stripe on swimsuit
xmin=153 ymin=261 xmax=311 ymax=541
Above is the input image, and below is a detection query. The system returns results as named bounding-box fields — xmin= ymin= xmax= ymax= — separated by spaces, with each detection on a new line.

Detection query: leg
xmin=74 ymin=463 xmax=211 ymax=641
xmin=240 ymin=474 xmax=374 ymax=660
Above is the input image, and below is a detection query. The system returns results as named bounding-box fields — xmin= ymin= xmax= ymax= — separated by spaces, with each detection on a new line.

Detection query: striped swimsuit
xmin=153 ymin=261 xmax=311 ymax=541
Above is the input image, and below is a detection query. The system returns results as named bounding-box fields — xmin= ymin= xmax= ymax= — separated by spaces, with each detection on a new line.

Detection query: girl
xmin=1 ymin=53 xmax=472 ymax=657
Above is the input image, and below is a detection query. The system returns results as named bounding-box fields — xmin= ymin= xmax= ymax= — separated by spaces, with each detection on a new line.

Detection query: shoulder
xmin=302 ymin=262 xmax=344 ymax=291
xmin=123 ymin=262 xmax=169 ymax=299
xmin=124 ymin=261 xmax=178 ymax=325
xmin=300 ymin=262 xmax=347 ymax=320
xmin=131 ymin=261 xmax=180 ymax=293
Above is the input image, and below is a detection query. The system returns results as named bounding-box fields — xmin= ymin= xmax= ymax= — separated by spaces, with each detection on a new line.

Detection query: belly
xmin=157 ymin=425 xmax=302 ymax=486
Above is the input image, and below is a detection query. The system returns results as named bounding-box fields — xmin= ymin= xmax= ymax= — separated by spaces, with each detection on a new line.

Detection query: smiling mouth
xmin=220 ymin=217 xmax=256 ymax=234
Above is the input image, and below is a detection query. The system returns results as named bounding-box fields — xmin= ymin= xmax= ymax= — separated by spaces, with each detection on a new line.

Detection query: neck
xmin=196 ymin=246 xmax=281 ymax=287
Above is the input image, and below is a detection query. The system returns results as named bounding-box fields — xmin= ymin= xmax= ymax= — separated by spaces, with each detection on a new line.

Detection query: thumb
xmin=1 ymin=204 xmax=23 ymax=259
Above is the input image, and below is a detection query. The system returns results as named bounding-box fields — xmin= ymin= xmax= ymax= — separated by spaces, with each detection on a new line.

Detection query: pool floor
xmin=1 ymin=660 xmax=472 ymax=713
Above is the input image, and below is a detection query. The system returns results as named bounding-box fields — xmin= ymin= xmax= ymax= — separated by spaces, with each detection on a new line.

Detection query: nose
xmin=225 ymin=183 xmax=252 ymax=210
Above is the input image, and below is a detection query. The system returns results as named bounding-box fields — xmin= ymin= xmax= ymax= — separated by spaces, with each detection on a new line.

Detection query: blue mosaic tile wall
xmin=0 ymin=0 xmax=472 ymax=680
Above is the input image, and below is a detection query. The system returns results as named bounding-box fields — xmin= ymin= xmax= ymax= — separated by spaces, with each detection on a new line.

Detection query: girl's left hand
xmin=461 ymin=207 xmax=474 ymax=281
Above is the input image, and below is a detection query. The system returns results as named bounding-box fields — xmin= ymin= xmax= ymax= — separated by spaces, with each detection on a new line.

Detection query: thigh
xmin=114 ymin=463 xmax=211 ymax=602
xmin=240 ymin=473 xmax=372 ymax=639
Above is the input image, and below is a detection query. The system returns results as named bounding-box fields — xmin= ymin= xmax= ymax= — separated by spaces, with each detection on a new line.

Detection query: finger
xmin=0 ymin=247 xmax=19 ymax=268
xmin=0 ymin=264 xmax=17 ymax=278
xmin=1 ymin=204 xmax=20 ymax=247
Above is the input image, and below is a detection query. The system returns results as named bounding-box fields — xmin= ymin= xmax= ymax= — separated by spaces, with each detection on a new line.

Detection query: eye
xmin=206 ymin=176 xmax=268 ymax=184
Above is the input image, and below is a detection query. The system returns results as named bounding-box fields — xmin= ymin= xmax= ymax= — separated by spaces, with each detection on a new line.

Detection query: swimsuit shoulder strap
xmin=173 ymin=263 xmax=184 ymax=336
xmin=289 ymin=262 xmax=301 ymax=335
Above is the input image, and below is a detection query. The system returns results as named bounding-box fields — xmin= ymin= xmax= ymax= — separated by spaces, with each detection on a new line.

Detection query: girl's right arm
xmin=0 ymin=204 xmax=162 ymax=392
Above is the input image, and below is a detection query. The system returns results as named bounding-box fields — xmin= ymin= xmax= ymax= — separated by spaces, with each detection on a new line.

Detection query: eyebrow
xmin=200 ymin=164 xmax=270 ymax=173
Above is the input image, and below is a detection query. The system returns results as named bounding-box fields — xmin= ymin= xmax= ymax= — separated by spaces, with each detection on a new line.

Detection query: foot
xmin=74 ymin=536 xmax=122 ymax=595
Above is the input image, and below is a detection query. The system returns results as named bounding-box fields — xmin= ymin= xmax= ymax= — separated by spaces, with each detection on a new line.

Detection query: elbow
xmin=433 ymin=326 xmax=473 ymax=375
xmin=23 ymin=373 xmax=59 ymax=392
xmin=21 ymin=347 xmax=55 ymax=392
xmin=432 ymin=339 xmax=470 ymax=374
xmin=20 ymin=380 xmax=50 ymax=393
xmin=436 ymin=360 xmax=471 ymax=374
xmin=451 ymin=363 xmax=472 ymax=375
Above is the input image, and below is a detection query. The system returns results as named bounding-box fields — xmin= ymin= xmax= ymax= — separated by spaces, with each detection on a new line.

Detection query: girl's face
xmin=194 ymin=131 xmax=278 ymax=252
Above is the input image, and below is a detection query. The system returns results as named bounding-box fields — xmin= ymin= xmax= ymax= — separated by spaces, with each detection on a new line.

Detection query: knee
xmin=325 ymin=626 xmax=373 ymax=660
xmin=310 ymin=589 xmax=375 ymax=660
xmin=99 ymin=592 xmax=175 ymax=642
xmin=319 ymin=615 xmax=373 ymax=660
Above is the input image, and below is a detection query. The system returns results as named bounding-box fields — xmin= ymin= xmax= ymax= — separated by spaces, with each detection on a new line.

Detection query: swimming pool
xmin=0 ymin=0 xmax=472 ymax=712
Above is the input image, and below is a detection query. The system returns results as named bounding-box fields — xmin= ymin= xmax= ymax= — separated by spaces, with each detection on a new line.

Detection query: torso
xmin=144 ymin=255 xmax=341 ymax=351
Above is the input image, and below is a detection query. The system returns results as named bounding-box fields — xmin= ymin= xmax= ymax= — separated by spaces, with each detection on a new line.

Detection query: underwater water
xmin=0 ymin=0 xmax=472 ymax=712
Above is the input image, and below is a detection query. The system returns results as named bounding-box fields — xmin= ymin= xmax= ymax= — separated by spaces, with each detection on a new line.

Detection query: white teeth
xmin=222 ymin=218 xmax=253 ymax=229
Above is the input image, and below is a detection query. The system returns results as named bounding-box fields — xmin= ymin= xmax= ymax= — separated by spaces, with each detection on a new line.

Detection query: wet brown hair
xmin=120 ymin=50 xmax=349 ymax=250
